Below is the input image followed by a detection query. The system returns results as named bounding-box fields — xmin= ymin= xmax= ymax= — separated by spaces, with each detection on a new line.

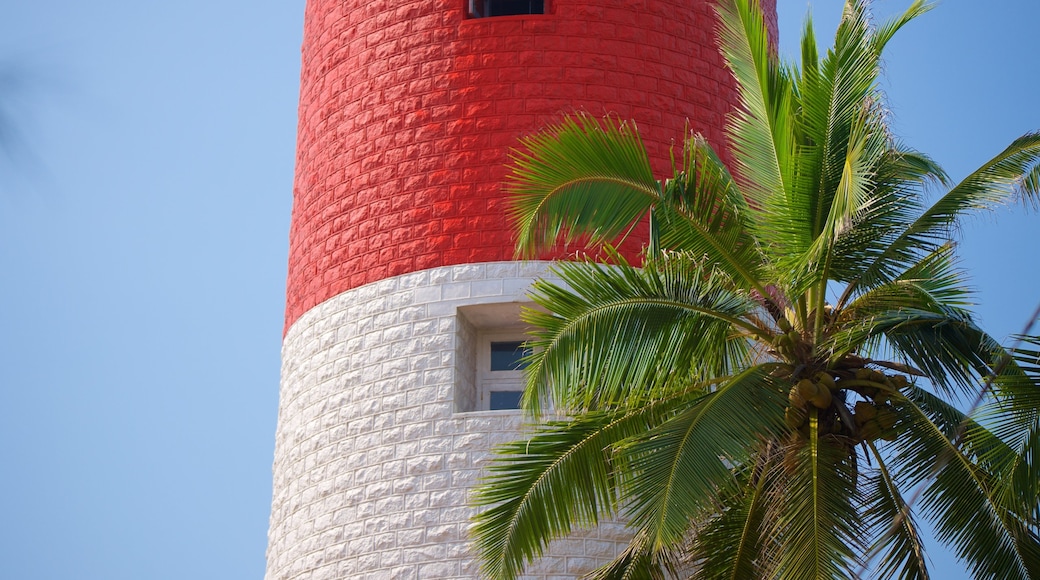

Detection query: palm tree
xmin=470 ymin=0 xmax=1040 ymax=578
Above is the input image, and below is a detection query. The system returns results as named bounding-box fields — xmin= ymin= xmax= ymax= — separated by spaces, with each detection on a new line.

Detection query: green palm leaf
xmin=862 ymin=441 xmax=930 ymax=580
xmin=508 ymin=114 xmax=658 ymax=258
xmin=522 ymin=251 xmax=761 ymax=414
xmin=838 ymin=242 xmax=971 ymax=322
xmin=894 ymin=387 xmax=1040 ymax=579
xmin=768 ymin=412 xmax=862 ymax=579
xmin=582 ymin=530 xmax=676 ymax=580
xmin=869 ymin=1 xmax=935 ymax=55
xmin=830 ymin=272 xmax=1004 ymax=396
xmin=716 ymin=0 xmax=799 ymax=273
xmin=654 ymin=133 xmax=769 ymax=296
xmin=688 ymin=446 xmax=774 ymax=579
xmin=715 ymin=0 xmax=793 ymax=208
xmin=472 ymin=402 xmax=684 ymax=580
xmin=980 ymin=337 xmax=1040 ymax=526
xmin=621 ymin=365 xmax=787 ymax=548
xmin=474 ymin=1 xmax=1040 ymax=577
xmin=828 ymin=146 xmax=947 ymax=292
xmin=847 ymin=132 xmax=1040 ymax=297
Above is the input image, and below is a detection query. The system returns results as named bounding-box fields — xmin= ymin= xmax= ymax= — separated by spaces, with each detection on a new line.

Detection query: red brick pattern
xmin=285 ymin=0 xmax=779 ymax=333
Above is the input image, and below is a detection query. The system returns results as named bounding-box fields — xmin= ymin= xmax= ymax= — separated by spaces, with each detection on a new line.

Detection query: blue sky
xmin=0 ymin=1 xmax=1037 ymax=578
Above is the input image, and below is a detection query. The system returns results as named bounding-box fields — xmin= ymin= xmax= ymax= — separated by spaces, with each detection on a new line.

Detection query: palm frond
xmin=826 ymin=243 xmax=974 ymax=371
xmin=839 ymin=242 xmax=971 ymax=315
xmin=768 ymin=413 xmax=862 ymax=579
xmin=688 ymin=444 xmax=774 ymax=580
xmin=848 ymin=132 xmax=1040 ymax=297
xmin=772 ymin=0 xmax=889 ymax=293
xmin=508 ymin=113 xmax=659 ymax=258
xmin=885 ymin=317 xmax=1008 ymax=398
xmin=830 ymin=275 xmax=1004 ymax=397
xmin=982 ymin=336 xmax=1040 ymax=526
xmin=863 ymin=441 xmax=930 ymax=580
xmin=892 ymin=387 xmax=1040 ymax=579
xmin=521 ymin=251 xmax=761 ymax=414
xmin=970 ymin=335 xmax=1040 ymax=452
xmin=999 ymin=421 xmax=1040 ymax=527
xmin=1024 ymin=163 xmax=1040 ymax=207
xmin=582 ymin=530 xmax=676 ymax=580
xmin=654 ymin=132 xmax=769 ymax=297
xmin=992 ymin=334 xmax=1040 ymax=413
xmin=472 ymin=402 xmax=683 ymax=580
xmin=621 ymin=365 xmax=787 ymax=549
xmin=829 ymin=146 xmax=946 ymax=298
xmin=869 ymin=1 xmax=936 ymax=56
xmin=716 ymin=0 xmax=795 ymax=212
xmin=798 ymin=103 xmax=889 ymax=297
xmin=798 ymin=0 xmax=882 ymax=239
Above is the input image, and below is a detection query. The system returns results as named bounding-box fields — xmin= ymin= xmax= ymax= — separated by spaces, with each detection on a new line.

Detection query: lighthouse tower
xmin=267 ymin=1 xmax=778 ymax=578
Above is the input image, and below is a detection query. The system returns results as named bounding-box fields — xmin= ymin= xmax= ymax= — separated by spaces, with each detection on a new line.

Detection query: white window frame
xmin=477 ymin=331 xmax=530 ymax=411
xmin=456 ymin=302 xmax=538 ymax=413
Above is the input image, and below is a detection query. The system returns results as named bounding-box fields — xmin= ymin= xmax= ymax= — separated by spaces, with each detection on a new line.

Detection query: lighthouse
xmin=266 ymin=1 xmax=778 ymax=578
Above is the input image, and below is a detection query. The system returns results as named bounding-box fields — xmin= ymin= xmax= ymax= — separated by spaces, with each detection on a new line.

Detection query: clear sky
xmin=0 ymin=1 xmax=1036 ymax=579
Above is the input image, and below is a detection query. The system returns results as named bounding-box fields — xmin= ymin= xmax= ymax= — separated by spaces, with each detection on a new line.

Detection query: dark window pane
xmin=470 ymin=0 xmax=544 ymax=18
xmin=490 ymin=341 xmax=530 ymax=371
xmin=489 ymin=390 xmax=523 ymax=410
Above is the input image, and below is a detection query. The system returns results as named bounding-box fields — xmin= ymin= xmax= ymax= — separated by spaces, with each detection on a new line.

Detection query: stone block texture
xmin=283 ymin=0 xmax=779 ymax=334
xmin=268 ymin=262 xmax=633 ymax=579
xmin=273 ymin=1 xmax=782 ymax=576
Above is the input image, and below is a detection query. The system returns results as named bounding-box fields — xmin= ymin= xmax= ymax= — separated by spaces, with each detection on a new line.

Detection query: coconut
xmin=796 ymin=379 xmax=818 ymax=400
xmin=814 ymin=371 xmax=836 ymax=391
xmin=788 ymin=386 xmax=807 ymax=408
xmin=809 ymin=386 xmax=832 ymax=409
xmin=854 ymin=401 xmax=876 ymax=424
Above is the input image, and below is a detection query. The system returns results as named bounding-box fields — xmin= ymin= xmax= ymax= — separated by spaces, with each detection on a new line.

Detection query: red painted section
xmin=285 ymin=0 xmax=779 ymax=334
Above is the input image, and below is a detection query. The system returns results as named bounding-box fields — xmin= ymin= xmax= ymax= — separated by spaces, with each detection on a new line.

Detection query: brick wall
xmin=272 ymin=2 xmax=782 ymax=576
xmin=284 ymin=0 xmax=779 ymax=334
xmin=268 ymin=262 xmax=632 ymax=579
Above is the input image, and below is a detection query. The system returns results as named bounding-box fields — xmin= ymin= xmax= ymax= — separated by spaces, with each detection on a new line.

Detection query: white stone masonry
xmin=267 ymin=262 xmax=629 ymax=580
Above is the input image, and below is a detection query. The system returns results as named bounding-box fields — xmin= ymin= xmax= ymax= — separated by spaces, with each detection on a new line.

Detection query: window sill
xmin=453 ymin=408 xmax=524 ymax=416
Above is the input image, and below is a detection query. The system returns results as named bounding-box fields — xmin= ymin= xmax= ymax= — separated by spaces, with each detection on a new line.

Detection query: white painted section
xmin=267 ymin=262 xmax=629 ymax=579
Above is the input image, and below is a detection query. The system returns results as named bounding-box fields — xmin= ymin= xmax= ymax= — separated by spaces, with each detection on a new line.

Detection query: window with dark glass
xmin=490 ymin=341 xmax=531 ymax=371
xmin=489 ymin=390 xmax=523 ymax=410
xmin=455 ymin=304 xmax=538 ymax=414
xmin=468 ymin=0 xmax=545 ymax=18
xmin=487 ymin=340 xmax=530 ymax=410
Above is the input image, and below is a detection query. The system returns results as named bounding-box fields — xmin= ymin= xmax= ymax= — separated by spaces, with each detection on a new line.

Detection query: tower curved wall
xmin=270 ymin=1 xmax=778 ymax=578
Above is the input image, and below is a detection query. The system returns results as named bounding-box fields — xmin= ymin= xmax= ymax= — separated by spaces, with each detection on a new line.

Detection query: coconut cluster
xmin=772 ymin=322 xmax=806 ymax=361
xmin=783 ymin=367 xmax=907 ymax=444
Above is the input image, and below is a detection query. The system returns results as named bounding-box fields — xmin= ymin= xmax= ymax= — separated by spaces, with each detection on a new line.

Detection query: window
xmin=490 ymin=340 xmax=530 ymax=372
xmin=468 ymin=0 xmax=545 ymax=18
xmin=481 ymin=337 xmax=532 ymax=410
xmin=456 ymin=303 xmax=534 ymax=413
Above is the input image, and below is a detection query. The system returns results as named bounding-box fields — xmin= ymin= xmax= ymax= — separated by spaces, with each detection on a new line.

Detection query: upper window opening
xmin=468 ymin=0 xmax=545 ymax=18
xmin=456 ymin=303 xmax=537 ymax=413
xmin=490 ymin=341 xmax=531 ymax=371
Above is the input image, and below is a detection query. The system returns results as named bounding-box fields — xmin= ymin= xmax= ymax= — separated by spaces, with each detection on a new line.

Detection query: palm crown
xmin=471 ymin=0 xmax=1040 ymax=578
